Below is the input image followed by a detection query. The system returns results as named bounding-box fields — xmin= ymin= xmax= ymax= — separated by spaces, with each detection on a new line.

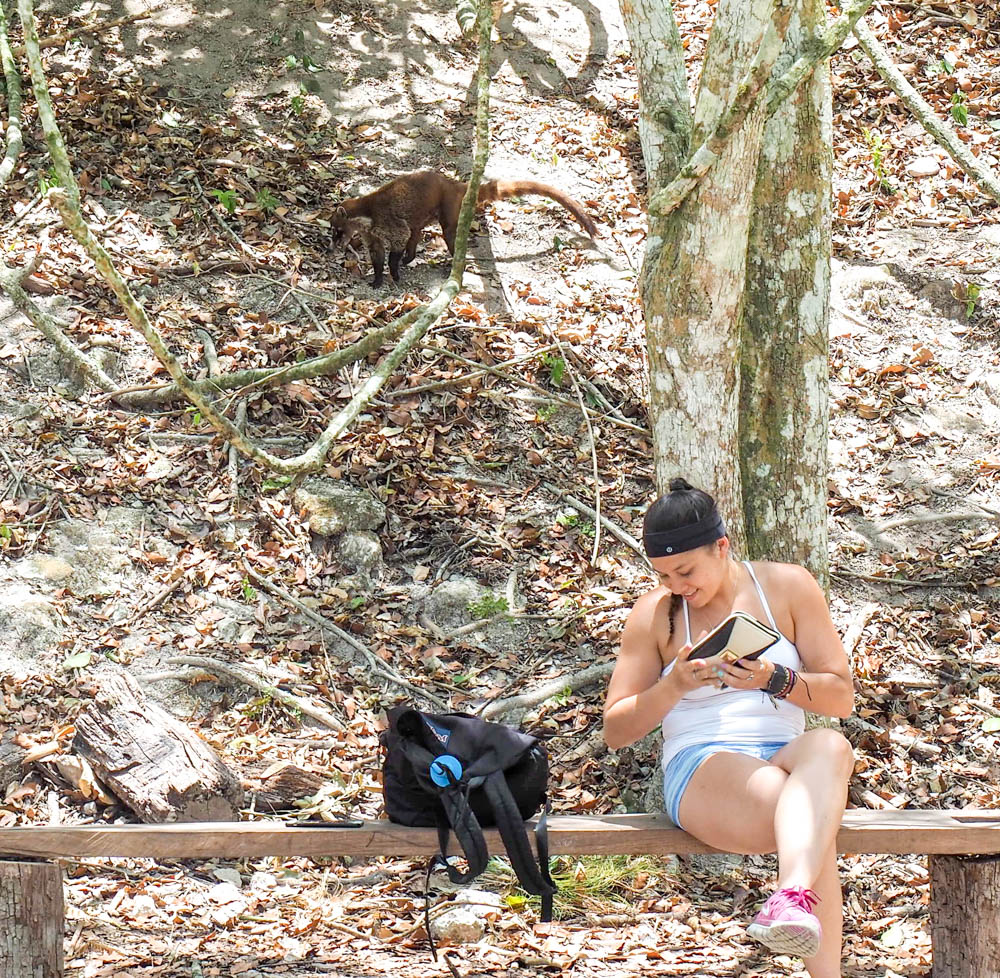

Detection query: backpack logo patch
xmin=425 ymin=718 xmax=451 ymax=747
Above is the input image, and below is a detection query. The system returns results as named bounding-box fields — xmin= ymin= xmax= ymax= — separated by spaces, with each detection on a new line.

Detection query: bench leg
xmin=0 ymin=859 xmax=64 ymax=977
xmin=930 ymin=853 xmax=1000 ymax=978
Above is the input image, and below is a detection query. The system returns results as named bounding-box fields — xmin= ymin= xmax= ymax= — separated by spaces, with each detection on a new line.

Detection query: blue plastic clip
xmin=429 ymin=754 xmax=463 ymax=787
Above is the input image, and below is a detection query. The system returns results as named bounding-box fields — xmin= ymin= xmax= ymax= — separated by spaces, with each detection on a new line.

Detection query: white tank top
xmin=659 ymin=561 xmax=805 ymax=770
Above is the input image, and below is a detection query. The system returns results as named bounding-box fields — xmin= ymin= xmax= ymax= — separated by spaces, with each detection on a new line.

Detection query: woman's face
xmin=650 ymin=538 xmax=730 ymax=607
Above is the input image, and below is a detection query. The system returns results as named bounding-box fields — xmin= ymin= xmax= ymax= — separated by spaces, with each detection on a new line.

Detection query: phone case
xmin=685 ymin=610 xmax=780 ymax=663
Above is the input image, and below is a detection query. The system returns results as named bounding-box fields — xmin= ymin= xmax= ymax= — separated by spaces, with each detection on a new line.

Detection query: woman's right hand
xmin=668 ymin=636 xmax=728 ymax=693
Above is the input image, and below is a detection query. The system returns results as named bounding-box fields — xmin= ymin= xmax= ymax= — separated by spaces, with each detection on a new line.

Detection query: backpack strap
xmin=534 ymin=799 xmax=554 ymax=922
xmin=437 ymin=785 xmax=489 ymax=883
xmin=398 ymin=738 xmax=491 ymax=881
xmin=483 ymin=770 xmax=557 ymax=906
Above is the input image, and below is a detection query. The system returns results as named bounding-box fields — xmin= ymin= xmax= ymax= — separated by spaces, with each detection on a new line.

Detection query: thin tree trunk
xmin=740 ymin=0 xmax=832 ymax=585
xmin=632 ymin=0 xmax=782 ymax=541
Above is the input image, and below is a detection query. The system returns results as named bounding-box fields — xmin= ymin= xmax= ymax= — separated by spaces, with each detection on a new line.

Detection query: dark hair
xmin=645 ymin=479 xmax=721 ymax=639
xmin=643 ymin=478 xmax=719 ymax=538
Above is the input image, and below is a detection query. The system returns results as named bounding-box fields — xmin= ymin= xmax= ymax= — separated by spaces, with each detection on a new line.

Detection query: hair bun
xmin=668 ymin=477 xmax=694 ymax=493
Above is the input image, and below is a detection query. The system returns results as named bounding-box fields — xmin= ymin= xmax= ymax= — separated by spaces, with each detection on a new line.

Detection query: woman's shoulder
xmin=628 ymin=585 xmax=675 ymax=623
xmin=750 ymin=560 xmax=822 ymax=598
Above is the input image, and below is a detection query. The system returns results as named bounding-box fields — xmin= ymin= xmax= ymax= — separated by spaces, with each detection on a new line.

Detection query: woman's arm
xmin=720 ymin=564 xmax=854 ymax=718
xmin=603 ymin=591 xmax=713 ymax=748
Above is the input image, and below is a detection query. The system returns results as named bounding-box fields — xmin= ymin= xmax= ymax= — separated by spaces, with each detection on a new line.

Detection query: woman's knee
xmin=804 ymin=727 xmax=855 ymax=777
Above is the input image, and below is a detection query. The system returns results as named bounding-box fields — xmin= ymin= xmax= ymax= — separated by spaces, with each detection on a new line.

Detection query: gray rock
xmin=429 ymin=904 xmax=486 ymax=945
xmin=13 ymin=509 xmax=141 ymax=598
xmin=422 ymin=579 xmax=484 ymax=631
xmin=337 ymin=529 xmax=384 ymax=586
xmin=292 ymin=478 xmax=386 ymax=536
xmin=0 ymin=583 xmax=64 ymax=672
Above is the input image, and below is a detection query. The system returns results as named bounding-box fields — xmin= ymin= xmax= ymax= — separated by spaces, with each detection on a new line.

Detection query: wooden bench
xmin=2 ymin=810 xmax=998 ymax=977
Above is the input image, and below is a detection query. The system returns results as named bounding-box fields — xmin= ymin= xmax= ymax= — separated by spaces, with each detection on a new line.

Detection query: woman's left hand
xmin=718 ymin=656 xmax=775 ymax=691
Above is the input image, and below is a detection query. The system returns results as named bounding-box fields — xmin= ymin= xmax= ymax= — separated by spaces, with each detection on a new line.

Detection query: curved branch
xmin=0 ymin=1 xmax=24 ymax=187
xmin=764 ymin=0 xmax=876 ymax=120
xmin=853 ymin=18 xmax=1000 ymax=205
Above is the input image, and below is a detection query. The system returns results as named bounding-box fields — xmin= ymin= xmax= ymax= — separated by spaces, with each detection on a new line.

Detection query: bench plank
xmin=1 ymin=811 xmax=998 ymax=861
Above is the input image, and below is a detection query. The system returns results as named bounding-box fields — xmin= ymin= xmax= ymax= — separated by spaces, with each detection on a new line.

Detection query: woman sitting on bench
xmin=603 ymin=478 xmax=855 ymax=978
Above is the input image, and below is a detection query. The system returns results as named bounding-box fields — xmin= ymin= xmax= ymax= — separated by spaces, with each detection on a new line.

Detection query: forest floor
xmin=1 ymin=0 xmax=1000 ymax=976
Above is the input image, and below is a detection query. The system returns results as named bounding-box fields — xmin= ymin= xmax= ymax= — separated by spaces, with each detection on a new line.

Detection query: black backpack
xmin=381 ymin=706 xmax=556 ymax=940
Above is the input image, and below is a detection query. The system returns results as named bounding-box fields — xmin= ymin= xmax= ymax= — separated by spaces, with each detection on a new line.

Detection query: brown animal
xmin=332 ymin=169 xmax=597 ymax=287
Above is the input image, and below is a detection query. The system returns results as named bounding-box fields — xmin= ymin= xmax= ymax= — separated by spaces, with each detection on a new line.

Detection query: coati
xmin=332 ymin=169 xmax=598 ymax=287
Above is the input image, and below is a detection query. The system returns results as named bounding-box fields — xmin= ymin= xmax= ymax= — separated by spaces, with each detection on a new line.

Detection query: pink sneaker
xmin=746 ymin=886 xmax=822 ymax=958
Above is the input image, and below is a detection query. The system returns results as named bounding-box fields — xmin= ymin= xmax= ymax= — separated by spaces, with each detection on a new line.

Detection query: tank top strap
xmin=681 ymin=598 xmax=692 ymax=646
xmin=743 ymin=560 xmax=779 ymax=630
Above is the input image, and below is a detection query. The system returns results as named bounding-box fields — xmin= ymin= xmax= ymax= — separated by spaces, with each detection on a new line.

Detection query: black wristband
xmin=765 ymin=663 xmax=789 ymax=696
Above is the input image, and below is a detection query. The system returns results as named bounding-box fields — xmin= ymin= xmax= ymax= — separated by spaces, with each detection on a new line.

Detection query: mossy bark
xmin=740 ymin=0 xmax=832 ymax=586
xmin=624 ymin=0 xmax=780 ymax=546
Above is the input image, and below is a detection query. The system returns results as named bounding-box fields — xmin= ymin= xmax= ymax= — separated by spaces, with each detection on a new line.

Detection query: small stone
xmin=429 ymin=904 xmax=486 ymax=945
xmin=208 ymin=881 xmax=243 ymax=904
xmin=906 ymin=157 xmax=940 ymax=178
xmin=213 ymin=867 xmax=243 ymax=887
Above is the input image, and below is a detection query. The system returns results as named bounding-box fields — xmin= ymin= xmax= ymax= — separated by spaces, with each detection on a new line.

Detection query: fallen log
xmin=72 ymin=670 xmax=243 ymax=822
xmin=0 ymin=733 xmax=27 ymax=794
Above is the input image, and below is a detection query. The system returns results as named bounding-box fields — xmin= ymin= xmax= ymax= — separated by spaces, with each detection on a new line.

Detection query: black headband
xmin=643 ymin=512 xmax=726 ymax=557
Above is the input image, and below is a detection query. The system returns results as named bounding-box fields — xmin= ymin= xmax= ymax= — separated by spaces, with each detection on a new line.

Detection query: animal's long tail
xmin=478 ymin=179 xmax=598 ymax=238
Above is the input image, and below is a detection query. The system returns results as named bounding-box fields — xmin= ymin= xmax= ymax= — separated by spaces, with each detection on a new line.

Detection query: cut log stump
xmin=930 ymin=853 xmax=1000 ymax=978
xmin=0 ymin=860 xmax=64 ymax=977
xmin=73 ymin=670 xmax=243 ymax=822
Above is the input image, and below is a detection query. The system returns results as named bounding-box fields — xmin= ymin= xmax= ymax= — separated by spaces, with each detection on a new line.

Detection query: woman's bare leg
xmin=769 ymin=729 xmax=854 ymax=889
xmin=675 ymin=736 xmax=852 ymax=977
xmin=801 ymin=844 xmax=843 ymax=978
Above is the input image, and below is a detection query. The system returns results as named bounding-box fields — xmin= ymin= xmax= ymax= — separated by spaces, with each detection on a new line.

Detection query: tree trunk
xmin=627 ymin=0 xmax=780 ymax=541
xmin=930 ymin=854 xmax=1000 ymax=977
xmin=73 ymin=670 xmax=244 ymax=822
xmin=740 ymin=0 xmax=832 ymax=585
xmin=0 ymin=860 xmax=64 ymax=977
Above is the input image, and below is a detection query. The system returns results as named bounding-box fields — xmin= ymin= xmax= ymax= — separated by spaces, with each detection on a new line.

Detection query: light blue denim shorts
xmin=663 ymin=741 xmax=788 ymax=830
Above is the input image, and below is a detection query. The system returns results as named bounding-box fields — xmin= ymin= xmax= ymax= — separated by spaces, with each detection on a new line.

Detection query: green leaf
xmin=879 ymin=923 xmax=905 ymax=947
xmin=62 ymin=651 xmax=93 ymax=671
xmin=982 ymin=717 xmax=1000 ymax=733
xmin=505 ymin=893 xmax=527 ymax=909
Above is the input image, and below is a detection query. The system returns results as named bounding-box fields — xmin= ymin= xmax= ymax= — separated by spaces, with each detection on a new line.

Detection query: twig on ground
xmin=417 ymin=345 xmax=648 ymax=433
xmin=116 ymin=572 xmax=187 ymax=625
xmin=542 ymin=482 xmax=646 ymax=561
xmin=481 ymin=661 xmax=615 ymax=719
xmin=536 ymin=322 xmax=603 ymax=562
xmin=244 ymin=566 xmax=448 ymax=711
xmin=853 ymin=18 xmax=1000 ymax=205
xmin=842 ymin=602 xmax=880 ymax=664
xmin=831 ymin=570 xmax=975 ymax=588
xmin=164 ymin=654 xmax=347 ymax=732
xmin=9 ymin=8 xmax=156 ymax=58
xmin=877 ymin=510 xmax=1000 ymax=532
xmin=388 ymin=344 xmax=558 ymax=398
xmin=192 ymin=175 xmax=262 ymax=259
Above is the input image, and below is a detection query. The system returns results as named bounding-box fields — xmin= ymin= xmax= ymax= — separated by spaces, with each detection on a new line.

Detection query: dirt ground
xmin=2 ymin=0 xmax=999 ymax=976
